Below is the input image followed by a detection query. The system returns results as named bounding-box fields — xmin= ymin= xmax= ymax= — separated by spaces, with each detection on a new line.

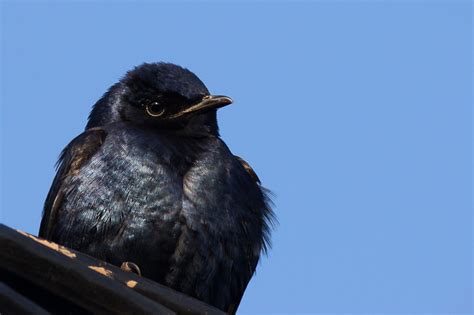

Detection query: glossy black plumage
xmin=39 ymin=63 xmax=274 ymax=313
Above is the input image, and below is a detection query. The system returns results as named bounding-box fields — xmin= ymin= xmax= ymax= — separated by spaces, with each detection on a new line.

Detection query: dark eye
xmin=145 ymin=101 xmax=165 ymax=117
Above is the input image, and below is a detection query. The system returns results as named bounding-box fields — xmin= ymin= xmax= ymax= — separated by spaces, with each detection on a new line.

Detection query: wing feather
xmin=39 ymin=128 xmax=107 ymax=239
xmin=234 ymin=155 xmax=260 ymax=184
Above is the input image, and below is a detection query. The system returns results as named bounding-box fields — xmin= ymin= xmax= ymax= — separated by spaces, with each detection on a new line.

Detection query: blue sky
xmin=1 ymin=1 xmax=472 ymax=314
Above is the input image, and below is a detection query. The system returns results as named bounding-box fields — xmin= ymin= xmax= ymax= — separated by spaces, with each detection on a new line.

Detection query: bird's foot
xmin=120 ymin=261 xmax=141 ymax=276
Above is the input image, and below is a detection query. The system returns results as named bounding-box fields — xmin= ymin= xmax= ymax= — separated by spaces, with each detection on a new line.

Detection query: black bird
xmin=39 ymin=62 xmax=274 ymax=313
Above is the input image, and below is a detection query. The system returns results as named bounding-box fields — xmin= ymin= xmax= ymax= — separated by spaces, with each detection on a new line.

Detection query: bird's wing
xmin=225 ymin=156 xmax=274 ymax=313
xmin=39 ymin=127 xmax=107 ymax=239
xmin=234 ymin=155 xmax=261 ymax=184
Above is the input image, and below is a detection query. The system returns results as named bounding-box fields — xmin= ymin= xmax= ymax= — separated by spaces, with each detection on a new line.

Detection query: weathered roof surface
xmin=0 ymin=224 xmax=226 ymax=315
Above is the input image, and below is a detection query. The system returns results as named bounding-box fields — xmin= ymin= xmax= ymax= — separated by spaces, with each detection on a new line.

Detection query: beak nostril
xmin=202 ymin=95 xmax=211 ymax=100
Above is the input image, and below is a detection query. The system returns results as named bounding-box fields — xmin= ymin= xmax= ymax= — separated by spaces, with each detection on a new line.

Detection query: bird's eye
xmin=146 ymin=101 xmax=165 ymax=117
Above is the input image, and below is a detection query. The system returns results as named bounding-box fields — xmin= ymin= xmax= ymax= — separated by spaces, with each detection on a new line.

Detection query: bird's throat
xmin=183 ymin=110 xmax=220 ymax=137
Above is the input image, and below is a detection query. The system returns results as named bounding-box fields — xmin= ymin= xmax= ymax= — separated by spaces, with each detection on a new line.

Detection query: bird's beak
xmin=171 ymin=95 xmax=233 ymax=118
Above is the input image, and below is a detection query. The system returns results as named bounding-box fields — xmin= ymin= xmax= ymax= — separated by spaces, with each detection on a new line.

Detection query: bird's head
xmin=86 ymin=63 xmax=232 ymax=135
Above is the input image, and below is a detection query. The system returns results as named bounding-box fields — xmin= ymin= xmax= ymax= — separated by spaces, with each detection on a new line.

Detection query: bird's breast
xmin=61 ymin=128 xmax=256 ymax=285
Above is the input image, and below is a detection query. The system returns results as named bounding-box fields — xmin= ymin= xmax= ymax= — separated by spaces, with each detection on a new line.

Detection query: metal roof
xmin=0 ymin=224 xmax=226 ymax=315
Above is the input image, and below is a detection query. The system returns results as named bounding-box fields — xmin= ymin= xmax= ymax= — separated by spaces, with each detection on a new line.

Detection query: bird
xmin=39 ymin=62 xmax=274 ymax=313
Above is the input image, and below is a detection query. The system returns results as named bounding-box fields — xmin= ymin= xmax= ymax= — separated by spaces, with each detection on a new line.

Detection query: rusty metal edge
xmin=0 ymin=224 xmax=226 ymax=315
xmin=0 ymin=224 xmax=175 ymax=315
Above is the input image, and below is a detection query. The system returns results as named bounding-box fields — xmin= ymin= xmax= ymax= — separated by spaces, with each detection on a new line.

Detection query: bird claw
xmin=120 ymin=261 xmax=141 ymax=276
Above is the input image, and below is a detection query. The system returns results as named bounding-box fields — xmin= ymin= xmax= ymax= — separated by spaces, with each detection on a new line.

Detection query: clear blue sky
xmin=1 ymin=1 xmax=472 ymax=314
